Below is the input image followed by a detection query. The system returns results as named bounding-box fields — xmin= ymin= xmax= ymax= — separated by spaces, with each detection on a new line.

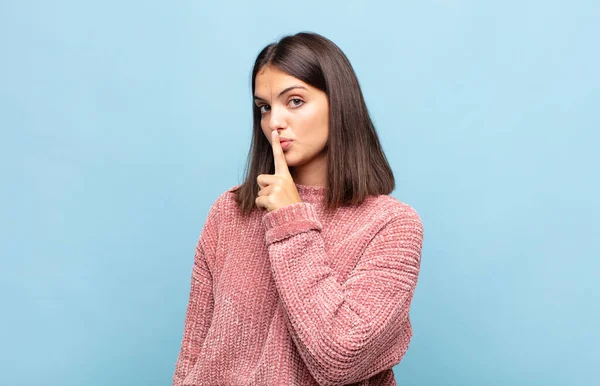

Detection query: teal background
xmin=1 ymin=1 xmax=598 ymax=385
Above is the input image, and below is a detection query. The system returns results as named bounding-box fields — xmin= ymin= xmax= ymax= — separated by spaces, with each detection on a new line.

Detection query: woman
xmin=173 ymin=32 xmax=424 ymax=386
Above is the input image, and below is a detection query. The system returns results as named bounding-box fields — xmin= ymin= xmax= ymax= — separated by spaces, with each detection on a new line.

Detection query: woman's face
xmin=254 ymin=65 xmax=329 ymax=182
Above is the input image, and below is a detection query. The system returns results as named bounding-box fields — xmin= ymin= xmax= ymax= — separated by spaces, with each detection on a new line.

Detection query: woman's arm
xmin=172 ymin=199 xmax=220 ymax=386
xmin=262 ymin=201 xmax=424 ymax=386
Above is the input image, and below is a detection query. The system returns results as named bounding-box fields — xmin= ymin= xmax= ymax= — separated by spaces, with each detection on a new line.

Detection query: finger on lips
xmin=255 ymin=132 xmax=299 ymax=210
xmin=272 ymin=131 xmax=290 ymax=177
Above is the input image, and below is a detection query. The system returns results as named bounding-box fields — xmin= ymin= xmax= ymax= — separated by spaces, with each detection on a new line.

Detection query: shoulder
xmin=206 ymin=183 xmax=254 ymax=220
xmin=366 ymin=194 xmax=423 ymax=230
xmin=208 ymin=184 xmax=242 ymax=213
xmin=226 ymin=183 xmax=243 ymax=193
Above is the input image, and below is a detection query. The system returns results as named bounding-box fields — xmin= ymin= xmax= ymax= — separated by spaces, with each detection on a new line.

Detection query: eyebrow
xmin=253 ymin=85 xmax=308 ymax=103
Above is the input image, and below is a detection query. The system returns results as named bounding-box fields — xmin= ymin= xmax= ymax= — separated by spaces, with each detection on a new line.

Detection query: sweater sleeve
xmin=262 ymin=202 xmax=424 ymax=386
xmin=172 ymin=197 xmax=220 ymax=386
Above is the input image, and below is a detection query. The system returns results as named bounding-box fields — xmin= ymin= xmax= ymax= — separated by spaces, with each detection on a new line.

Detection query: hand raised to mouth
xmin=255 ymin=131 xmax=303 ymax=213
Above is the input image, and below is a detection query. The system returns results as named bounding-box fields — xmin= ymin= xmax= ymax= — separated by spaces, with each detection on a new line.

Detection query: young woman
xmin=172 ymin=32 xmax=424 ymax=386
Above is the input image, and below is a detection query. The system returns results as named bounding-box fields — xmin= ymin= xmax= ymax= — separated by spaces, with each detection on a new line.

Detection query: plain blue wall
xmin=1 ymin=1 xmax=598 ymax=385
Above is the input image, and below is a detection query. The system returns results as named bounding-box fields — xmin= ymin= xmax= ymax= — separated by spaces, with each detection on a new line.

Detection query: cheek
xmin=309 ymin=111 xmax=329 ymax=142
xmin=260 ymin=123 xmax=269 ymax=138
xmin=299 ymin=106 xmax=324 ymax=130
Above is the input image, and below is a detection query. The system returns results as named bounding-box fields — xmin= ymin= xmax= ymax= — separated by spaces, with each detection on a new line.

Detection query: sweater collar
xmin=295 ymin=183 xmax=326 ymax=203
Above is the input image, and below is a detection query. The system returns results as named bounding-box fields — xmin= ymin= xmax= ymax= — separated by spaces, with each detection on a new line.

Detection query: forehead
xmin=255 ymin=66 xmax=309 ymax=90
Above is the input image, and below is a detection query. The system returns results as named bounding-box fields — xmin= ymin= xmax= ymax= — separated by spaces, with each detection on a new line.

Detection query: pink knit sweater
xmin=172 ymin=183 xmax=424 ymax=386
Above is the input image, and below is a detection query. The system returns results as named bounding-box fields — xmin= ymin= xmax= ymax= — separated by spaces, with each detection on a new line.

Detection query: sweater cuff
xmin=262 ymin=202 xmax=322 ymax=244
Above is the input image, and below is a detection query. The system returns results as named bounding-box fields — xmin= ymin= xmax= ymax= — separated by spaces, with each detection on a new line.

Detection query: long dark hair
xmin=231 ymin=31 xmax=395 ymax=216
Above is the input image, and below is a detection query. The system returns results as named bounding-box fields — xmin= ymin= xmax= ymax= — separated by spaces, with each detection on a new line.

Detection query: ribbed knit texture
xmin=172 ymin=183 xmax=424 ymax=386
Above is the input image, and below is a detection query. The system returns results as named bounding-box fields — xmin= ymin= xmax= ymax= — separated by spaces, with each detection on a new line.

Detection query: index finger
xmin=272 ymin=131 xmax=290 ymax=176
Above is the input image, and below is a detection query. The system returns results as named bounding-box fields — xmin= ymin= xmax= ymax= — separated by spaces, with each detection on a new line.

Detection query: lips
xmin=280 ymin=140 xmax=293 ymax=150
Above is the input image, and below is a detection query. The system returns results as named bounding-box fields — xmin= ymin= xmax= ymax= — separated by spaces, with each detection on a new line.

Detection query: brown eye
xmin=258 ymin=105 xmax=270 ymax=114
xmin=289 ymin=98 xmax=304 ymax=107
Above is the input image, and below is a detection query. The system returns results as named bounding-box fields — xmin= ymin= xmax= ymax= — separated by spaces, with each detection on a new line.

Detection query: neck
xmin=289 ymin=152 xmax=328 ymax=187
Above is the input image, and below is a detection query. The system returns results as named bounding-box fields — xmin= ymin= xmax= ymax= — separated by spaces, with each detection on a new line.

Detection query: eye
xmin=289 ymin=98 xmax=304 ymax=108
xmin=258 ymin=105 xmax=270 ymax=114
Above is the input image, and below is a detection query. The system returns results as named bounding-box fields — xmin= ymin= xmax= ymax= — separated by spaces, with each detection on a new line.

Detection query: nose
xmin=267 ymin=104 xmax=287 ymax=132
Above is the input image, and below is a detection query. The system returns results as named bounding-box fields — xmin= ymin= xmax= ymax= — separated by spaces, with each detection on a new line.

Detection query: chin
xmin=284 ymin=157 xmax=297 ymax=167
xmin=283 ymin=153 xmax=300 ymax=166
